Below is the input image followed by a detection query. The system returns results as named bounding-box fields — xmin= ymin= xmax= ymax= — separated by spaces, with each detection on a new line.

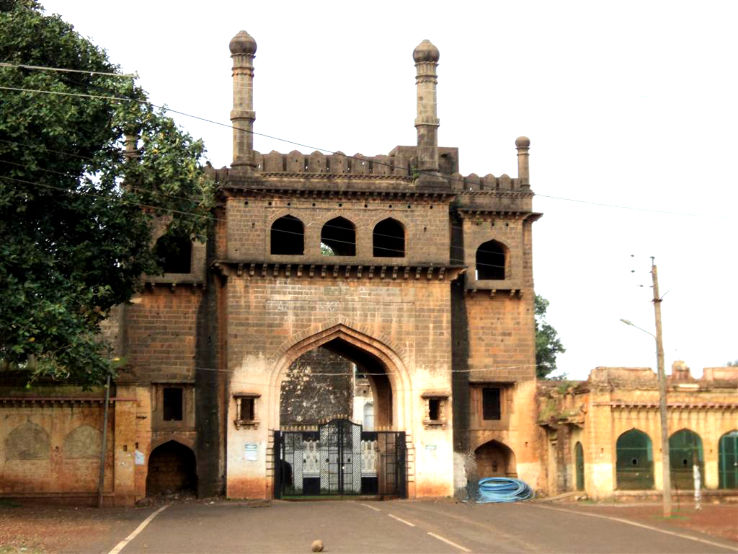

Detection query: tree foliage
xmin=0 ymin=0 xmax=214 ymax=385
xmin=535 ymin=295 xmax=565 ymax=379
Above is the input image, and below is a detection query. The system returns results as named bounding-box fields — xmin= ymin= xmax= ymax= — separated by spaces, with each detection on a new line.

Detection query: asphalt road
xmin=105 ymin=499 xmax=738 ymax=554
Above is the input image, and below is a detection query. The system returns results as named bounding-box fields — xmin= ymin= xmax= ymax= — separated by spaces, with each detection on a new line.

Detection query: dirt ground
xmin=1 ymin=498 xmax=736 ymax=553
xmin=0 ymin=500 xmax=140 ymax=553
xmin=563 ymin=501 xmax=738 ymax=544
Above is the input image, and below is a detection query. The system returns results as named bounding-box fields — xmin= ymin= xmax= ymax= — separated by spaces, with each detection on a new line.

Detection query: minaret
xmin=229 ymin=30 xmax=257 ymax=169
xmin=413 ymin=40 xmax=440 ymax=174
xmin=516 ymin=136 xmax=530 ymax=188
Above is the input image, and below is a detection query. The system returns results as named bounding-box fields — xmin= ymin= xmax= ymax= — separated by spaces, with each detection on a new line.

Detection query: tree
xmin=535 ymin=295 xmax=565 ymax=379
xmin=0 ymin=0 xmax=214 ymax=386
xmin=728 ymin=361 xmax=738 ymax=367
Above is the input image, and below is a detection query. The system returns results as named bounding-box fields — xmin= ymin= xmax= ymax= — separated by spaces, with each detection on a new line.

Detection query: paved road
xmin=107 ymin=500 xmax=738 ymax=553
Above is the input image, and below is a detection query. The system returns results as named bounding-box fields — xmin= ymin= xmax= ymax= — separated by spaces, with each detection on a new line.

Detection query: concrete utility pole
xmin=651 ymin=258 xmax=672 ymax=518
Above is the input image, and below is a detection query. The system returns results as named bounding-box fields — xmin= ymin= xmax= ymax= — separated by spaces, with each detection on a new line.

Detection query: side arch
xmin=270 ymin=214 xmax=304 ymax=255
xmin=669 ymin=428 xmax=704 ymax=490
xmin=63 ymin=425 xmax=101 ymax=459
xmin=5 ymin=422 xmax=50 ymax=461
xmin=475 ymin=239 xmax=508 ymax=280
xmin=146 ymin=440 xmax=197 ymax=496
xmin=373 ymin=217 xmax=405 ymax=258
xmin=615 ymin=428 xmax=654 ymax=490
xmin=474 ymin=440 xmax=517 ymax=478
xmin=718 ymin=430 xmax=738 ymax=489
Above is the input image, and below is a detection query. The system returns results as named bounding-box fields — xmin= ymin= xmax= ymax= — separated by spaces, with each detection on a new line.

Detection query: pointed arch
xmin=146 ymin=440 xmax=197 ymax=496
xmin=476 ymin=239 xmax=508 ymax=280
xmin=155 ymin=232 xmax=192 ymax=273
xmin=321 ymin=217 xmax=356 ymax=256
xmin=669 ymin=428 xmax=704 ymax=489
xmin=616 ymin=428 xmax=654 ymax=490
xmin=373 ymin=218 xmax=405 ymax=257
xmin=718 ymin=430 xmax=738 ymax=489
xmin=5 ymin=422 xmax=50 ymax=460
xmin=63 ymin=425 xmax=101 ymax=459
xmin=271 ymin=214 xmax=304 ymax=255
xmin=474 ymin=440 xmax=517 ymax=478
xmin=269 ymin=323 xmax=410 ymax=429
xmin=574 ymin=441 xmax=585 ymax=491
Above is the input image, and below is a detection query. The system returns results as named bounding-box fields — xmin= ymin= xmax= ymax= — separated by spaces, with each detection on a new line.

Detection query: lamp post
xmin=620 ymin=259 xmax=671 ymax=518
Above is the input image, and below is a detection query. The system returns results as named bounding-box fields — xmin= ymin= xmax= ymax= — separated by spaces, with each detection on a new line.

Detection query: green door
xmin=719 ymin=431 xmax=738 ymax=489
xmin=669 ymin=429 xmax=704 ymax=490
xmin=616 ymin=429 xmax=654 ymax=490
xmin=575 ymin=442 xmax=585 ymax=491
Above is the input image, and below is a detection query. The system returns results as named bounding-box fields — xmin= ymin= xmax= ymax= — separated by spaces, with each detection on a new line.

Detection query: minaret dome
xmin=230 ymin=30 xmax=257 ymax=55
xmin=413 ymin=39 xmax=440 ymax=63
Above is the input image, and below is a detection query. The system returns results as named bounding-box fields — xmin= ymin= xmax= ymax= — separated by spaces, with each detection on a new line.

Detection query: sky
xmin=40 ymin=0 xmax=738 ymax=380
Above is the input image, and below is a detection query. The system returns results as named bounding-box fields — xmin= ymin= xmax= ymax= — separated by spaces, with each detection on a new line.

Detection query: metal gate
xmin=274 ymin=418 xmax=406 ymax=498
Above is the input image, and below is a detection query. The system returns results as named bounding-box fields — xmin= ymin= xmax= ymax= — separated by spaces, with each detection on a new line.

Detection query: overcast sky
xmin=40 ymin=0 xmax=738 ymax=380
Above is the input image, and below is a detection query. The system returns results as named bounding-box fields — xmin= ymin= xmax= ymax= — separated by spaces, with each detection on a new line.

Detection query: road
xmin=103 ymin=499 xmax=738 ymax=553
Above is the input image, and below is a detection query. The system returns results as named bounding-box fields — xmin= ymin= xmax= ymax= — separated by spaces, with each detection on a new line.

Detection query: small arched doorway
xmin=475 ymin=440 xmax=517 ymax=478
xmin=574 ymin=441 xmax=585 ymax=491
xmin=146 ymin=441 xmax=197 ymax=496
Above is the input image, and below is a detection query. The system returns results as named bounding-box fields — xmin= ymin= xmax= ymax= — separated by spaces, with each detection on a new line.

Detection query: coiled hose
xmin=476 ymin=477 xmax=534 ymax=503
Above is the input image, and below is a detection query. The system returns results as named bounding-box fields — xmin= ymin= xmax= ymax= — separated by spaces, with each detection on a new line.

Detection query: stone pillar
xmin=113 ymin=387 xmax=138 ymax=505
xmin=413 ymin=40 xmax=440 ymax=173
xmin=229 ymin=30 xmax=257 ymax=169
xmin=516 ymin=136 xmax=530 ymax=187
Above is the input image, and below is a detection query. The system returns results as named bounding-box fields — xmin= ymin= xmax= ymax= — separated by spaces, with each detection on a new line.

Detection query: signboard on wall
xmin=245 ymin=443 xmax=258 ymax=461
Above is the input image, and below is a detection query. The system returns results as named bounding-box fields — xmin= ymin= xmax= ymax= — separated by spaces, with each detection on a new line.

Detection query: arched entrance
xmin=278 ymin=343 xmax=392 ymax=428
xmin=719 ymin=430 xmax=738 ymax=489
xmin=616 ymin=429 xmax=653 ymax=490
xmin=669 ymin=429 xmax=704 ymax=490
xmin=146 ymin=441 xmax=197 ymax=496
xmin=271 ymin=327 xmax=409 ymax=499
xmin=270 ymin=324 xmax=410 ymax=429
xmin=475 ymin=440 xmax=517 ymax=478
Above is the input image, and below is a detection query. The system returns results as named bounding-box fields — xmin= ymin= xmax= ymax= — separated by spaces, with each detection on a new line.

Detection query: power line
xmin=2 ymin=170 xmax=510 ymax=267
xmin=3 ymin=83 xmax=725 ymax=219
xmin=0 ymin=62 xmax=135 ymax=78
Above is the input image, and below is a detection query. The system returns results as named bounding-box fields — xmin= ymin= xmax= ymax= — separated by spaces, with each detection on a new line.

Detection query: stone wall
xmin=538 ymin=364 xmax=738 ymax=499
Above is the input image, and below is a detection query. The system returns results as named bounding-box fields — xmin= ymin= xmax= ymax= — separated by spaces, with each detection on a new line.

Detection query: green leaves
xmin=0 ymin=0 xmax=213 ymax=386
xmin=535 ymin=295 xmax=566 ymax=379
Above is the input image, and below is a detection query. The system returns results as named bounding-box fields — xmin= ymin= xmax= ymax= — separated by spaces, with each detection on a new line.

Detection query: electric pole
xmin=652 ymin=257 xmax=672 ymax=518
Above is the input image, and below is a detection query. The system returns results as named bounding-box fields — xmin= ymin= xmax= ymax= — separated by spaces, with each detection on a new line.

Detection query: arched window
xmin=669 ymin=429 xmax=704 ymax=490
xmin=373 ymin=218 xmax=405 ymax=257
xmin=616 ymin=429 xmax=654 ymax=490
xmin=718 ymin=430 xmax=738 ymax=489
xmin=321 ymin=217 xmax=355 ymax=256
xmin=271 ymin=215 xmax=304 ymax=255
xmin=475 ymin=240 xmax=507 ymax=280
xmin=575 ymin=441 xmax=585 ymax=491
xmin=155 ymin=233 xmax=192 ymax=273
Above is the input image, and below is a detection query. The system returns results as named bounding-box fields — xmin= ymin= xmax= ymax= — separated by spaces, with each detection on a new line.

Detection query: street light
xmin=620 ymin=258 xmax=672 ymax=518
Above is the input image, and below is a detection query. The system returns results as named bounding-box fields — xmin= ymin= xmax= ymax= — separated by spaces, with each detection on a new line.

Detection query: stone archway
xmin=475 ymin=440 xmax=517 ymax=478
xmin=146 ymin=440 xmax=197 ymax=496
xmin=269 ymin=324 xmax=410 ymax=430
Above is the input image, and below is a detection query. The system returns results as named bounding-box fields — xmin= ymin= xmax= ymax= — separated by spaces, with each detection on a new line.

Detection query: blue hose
xmin=476 ymin=477 xmax=534 ymax=503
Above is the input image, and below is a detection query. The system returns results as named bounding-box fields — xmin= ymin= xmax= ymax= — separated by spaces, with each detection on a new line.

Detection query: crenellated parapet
xmin=253 ymin=150 xmax=416 ymax=178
